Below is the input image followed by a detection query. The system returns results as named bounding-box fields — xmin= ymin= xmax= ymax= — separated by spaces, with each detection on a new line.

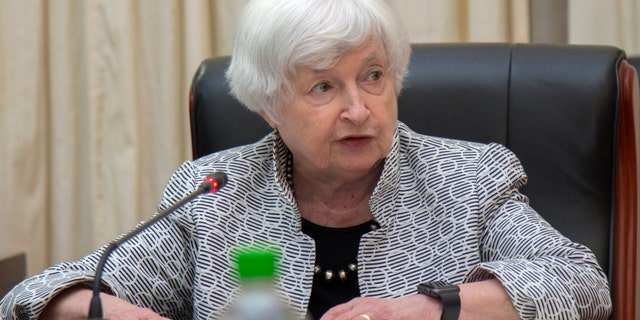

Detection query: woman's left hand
xmin=319 ymin=279 xmax=520 ymax=320
xmin=319 ymin=294 xmax=441 ymax=320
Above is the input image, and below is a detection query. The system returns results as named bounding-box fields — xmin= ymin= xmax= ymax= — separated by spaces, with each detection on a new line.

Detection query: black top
xmin=301 ymin=218 xmax=377 ymax=320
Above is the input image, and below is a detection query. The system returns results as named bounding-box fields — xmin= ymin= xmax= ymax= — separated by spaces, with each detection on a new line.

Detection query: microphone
xmin=88 ymin=171 xmax=228 ymax=319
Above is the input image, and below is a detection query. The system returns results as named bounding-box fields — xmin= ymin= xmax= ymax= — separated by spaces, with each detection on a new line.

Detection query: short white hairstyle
xmin=225 ymin=0 xmax=411 ymax=124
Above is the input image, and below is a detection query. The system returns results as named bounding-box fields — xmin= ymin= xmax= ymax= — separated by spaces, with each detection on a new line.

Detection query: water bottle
xmin=222 ymin=246 xmax=299 ymax=320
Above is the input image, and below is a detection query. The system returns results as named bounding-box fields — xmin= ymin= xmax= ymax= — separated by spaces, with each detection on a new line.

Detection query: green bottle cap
xmin=235 ymin=246 xmax=277 ymax=280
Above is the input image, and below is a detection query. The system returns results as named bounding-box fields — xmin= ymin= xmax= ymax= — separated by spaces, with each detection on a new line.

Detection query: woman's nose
xmin=340 ymin=86 xmax=370 ymax=125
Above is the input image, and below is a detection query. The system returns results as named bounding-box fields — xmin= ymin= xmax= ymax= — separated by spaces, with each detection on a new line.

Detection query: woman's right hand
xmin=39 ymin=285 xmax=171 ymax=320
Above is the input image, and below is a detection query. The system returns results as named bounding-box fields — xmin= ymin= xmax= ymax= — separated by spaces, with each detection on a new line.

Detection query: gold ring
xmin=360 ymin=315 xmax=372 ymax=320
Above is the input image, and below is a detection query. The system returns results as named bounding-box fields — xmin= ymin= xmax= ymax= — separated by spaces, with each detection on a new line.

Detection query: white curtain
xmin=388 ymin=0 xmax=529 ymax=43
xmin=1 ymin=0 xmax=221 ymax=275
xmin=568 ymin=0 xmax=640 ymax=54
xmin=0 ymin=0 xmax=637 ymax=277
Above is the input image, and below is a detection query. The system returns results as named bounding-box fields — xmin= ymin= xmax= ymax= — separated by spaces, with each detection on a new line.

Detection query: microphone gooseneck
xmin=88 ymin=172 xmax=228 ymax=319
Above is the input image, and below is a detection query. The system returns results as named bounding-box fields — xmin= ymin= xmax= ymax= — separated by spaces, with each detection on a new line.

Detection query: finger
xmin=321 ymin=298 xmax=378 ymax=320
xmin=358 ymin=314 xmax=372 ymax=320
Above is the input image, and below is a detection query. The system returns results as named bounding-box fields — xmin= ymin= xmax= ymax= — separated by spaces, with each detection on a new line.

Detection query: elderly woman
xmin=1 ymin=0 xmax=611 ymax=319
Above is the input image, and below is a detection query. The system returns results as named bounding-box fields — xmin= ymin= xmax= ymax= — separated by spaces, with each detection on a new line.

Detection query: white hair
xmin=225 ymin=0 xmax=411 ymax=124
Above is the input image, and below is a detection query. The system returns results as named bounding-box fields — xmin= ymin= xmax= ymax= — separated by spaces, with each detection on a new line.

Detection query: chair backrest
xmin=189 ymin=43 xmax=639 ymax=320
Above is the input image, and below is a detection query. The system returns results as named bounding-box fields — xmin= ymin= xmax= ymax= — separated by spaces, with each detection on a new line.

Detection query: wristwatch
xmin=417 ymin=281 xmax=460 ymax=320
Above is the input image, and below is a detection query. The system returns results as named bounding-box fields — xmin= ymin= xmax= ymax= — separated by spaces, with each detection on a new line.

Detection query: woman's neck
xmin=292 ymin=163 xmax=383 ymax=228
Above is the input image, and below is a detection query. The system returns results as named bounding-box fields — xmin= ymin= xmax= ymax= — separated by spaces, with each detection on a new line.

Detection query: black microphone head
xmin=202 ymin=171 xmax=228 ymax=193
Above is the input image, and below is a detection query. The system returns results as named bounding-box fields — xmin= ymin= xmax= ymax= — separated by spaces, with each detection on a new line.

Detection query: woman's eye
xmin=311 ymin=82 xmax=332 ymax=93
xmin=365 ymin=69 xmax=383 ymax=81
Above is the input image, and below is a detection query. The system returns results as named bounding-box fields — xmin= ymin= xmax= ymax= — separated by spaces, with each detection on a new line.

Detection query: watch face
xmin=418 ymin=281 xmax=461 ymax=320
xmin=418 ymin=281 xmax=460 ymax=296
xmin=431 ymin=285 xmax=460 ymax=294
xmin=428 ymin=280 xmax=455 ymax=288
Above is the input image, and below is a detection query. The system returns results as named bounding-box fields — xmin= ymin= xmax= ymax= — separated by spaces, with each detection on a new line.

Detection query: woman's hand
xmin=320 ymin=279 xmax=519 ymax=320
xmin=320 ymin=294 xmax=441 ymax=320
xmin=39 ymin=285 xmax=171 ymax=320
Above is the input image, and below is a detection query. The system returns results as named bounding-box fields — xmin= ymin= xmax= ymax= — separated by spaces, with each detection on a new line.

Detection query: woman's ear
xmin=260 ymin=111 xmax=278 ymax=129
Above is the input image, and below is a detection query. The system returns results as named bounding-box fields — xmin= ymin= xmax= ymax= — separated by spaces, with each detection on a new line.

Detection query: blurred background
xmin=0 ymin=0 xmax=638 ymax=277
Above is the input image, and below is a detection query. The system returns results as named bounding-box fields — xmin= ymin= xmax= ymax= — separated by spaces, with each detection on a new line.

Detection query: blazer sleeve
xmin=464 ymin=143 xmax=612 ymax=320
xmin=0 ymin=161 xmax=201 ymax=320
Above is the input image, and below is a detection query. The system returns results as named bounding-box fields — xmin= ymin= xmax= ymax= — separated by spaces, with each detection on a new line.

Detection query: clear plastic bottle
xmin=222 ymin=247 xmax=299 ymax=320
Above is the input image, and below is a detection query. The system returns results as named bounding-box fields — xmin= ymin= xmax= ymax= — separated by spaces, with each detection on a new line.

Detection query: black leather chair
xmin=190 ymin=43 xmax=639 ymax=319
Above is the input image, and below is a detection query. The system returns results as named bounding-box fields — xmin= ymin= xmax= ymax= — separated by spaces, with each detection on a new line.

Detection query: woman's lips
xmin=339 ymin=135 xmax=373 ymax=148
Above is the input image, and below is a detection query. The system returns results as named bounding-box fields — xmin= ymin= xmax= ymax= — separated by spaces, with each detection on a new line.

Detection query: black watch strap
xmin=417 ymin=281 xmax=460 ymax=320
xmin=438 ymin=289 xmax=460 ymax=320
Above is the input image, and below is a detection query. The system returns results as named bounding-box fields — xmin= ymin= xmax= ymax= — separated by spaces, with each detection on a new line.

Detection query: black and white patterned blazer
xmin=1 ymin=122 xmax=611 ymax=319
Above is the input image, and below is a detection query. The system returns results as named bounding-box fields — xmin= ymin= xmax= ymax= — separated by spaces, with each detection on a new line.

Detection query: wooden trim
xmin=614 ymin=60 xmax=639 ymax=320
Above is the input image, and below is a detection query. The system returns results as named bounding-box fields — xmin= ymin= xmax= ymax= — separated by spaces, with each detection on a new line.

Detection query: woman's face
xmin=264 ymin=40 xmax=398 ymax=181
